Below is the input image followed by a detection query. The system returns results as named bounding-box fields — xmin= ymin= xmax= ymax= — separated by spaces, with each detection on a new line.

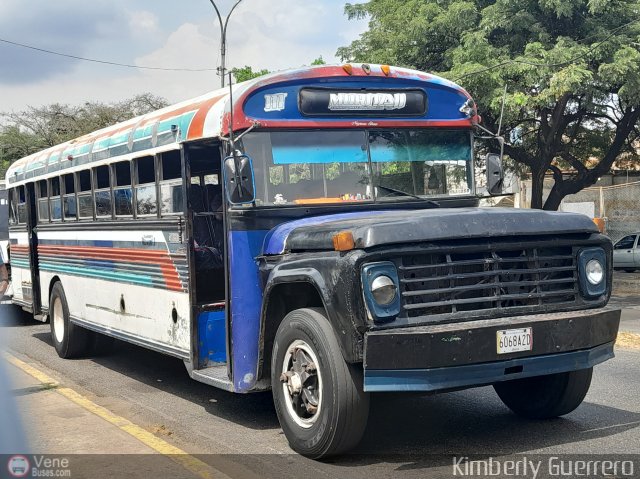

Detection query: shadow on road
xmin=0 ymin=304 xmax=40 ymax=328
xmin=5 ymin=303 xmax=640 ymax=466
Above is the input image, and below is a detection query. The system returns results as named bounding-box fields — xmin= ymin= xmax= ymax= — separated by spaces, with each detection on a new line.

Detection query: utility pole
xmin=208 ymin=0 xmax=244 ymax=88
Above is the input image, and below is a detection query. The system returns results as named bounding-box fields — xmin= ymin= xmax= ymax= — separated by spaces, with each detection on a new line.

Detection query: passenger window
xmin=50 ymin=177 xmax=62 ymax=221
xmin=160 ymin=151 xmax=183 ymax=215
xmin=113 ymin=161 xmax=133 ymax=217
xmin=94 ymin=165 xmax=112 ymax=219
xmin=77 ymin=170 xmax=93 ymax=220
xmin=135 ymin=156 xmax=157 ymax=216
xmin=615 ymin=235 xmax=635 ymax=250
xmin=37 ymin=180 xmax=49 ymax=222
xmin=8 ymin=188 xmax=17 ymax=226
xmin=16 ymin=186 xmax=27 ymax=224
xmin=63 ymin=173 xmax=76 ymax=220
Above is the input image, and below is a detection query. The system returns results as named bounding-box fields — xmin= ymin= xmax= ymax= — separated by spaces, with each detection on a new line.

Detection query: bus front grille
xmin=398 ymin=244 xmax=578 ymax=320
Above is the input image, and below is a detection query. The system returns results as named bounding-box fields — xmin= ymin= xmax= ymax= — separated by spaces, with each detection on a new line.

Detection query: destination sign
xmin=299 ymin=88 xmax=427 ymax=116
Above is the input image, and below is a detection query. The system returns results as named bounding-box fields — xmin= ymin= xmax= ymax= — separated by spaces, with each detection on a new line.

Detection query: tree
xmin=0 ymin=93 xmax=168 ymax=165
xmin=231 ymin=66 xmax=271 ymax=83
xmin=338 ymin=0 xmax=640 ymax=210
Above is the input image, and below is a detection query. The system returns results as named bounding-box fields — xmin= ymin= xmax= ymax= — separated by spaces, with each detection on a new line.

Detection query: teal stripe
xmin=10 ymin=260 xmax=30 ymax=268
xmin=39 ymin=263 xmax=154 ymax=287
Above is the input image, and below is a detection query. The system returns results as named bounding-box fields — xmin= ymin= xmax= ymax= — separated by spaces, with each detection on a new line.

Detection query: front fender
xmin=260 ymin=250 xmax=368 ymax=368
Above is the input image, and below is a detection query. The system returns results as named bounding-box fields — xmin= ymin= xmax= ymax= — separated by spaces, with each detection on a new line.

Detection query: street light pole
xmin=208 ymin=0 xmax=244 ymax=88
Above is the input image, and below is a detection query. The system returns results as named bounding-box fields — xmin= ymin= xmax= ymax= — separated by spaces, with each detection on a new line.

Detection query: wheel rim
xmin=52 ymin=297 xmax=65 ymax=344
xmin=280 ymin=339 xmax=322 ymax=429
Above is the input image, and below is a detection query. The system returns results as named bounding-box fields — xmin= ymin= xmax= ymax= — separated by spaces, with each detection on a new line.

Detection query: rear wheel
xmin=494 ymin=368 xmax=593 ymax=419
xmin=49 ymin=282 xmax=91 ymax=358
xmin=271 ymin=308 xmax=369 ymax=458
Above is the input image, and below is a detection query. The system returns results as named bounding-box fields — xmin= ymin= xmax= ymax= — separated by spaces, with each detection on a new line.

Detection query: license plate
xmin=496 ymin=327 xmax=532 ymax=354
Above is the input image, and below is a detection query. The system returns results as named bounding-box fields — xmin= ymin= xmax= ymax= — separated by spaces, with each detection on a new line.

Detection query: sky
xmin=0 ymin=0 xmax=368 ymax=111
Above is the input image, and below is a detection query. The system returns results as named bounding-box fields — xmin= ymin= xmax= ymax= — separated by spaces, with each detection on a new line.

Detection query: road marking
xmin=4 ymin=352 xmax=229 ymax=479
xmin=617 ymin=332 xmax=640 ymax=350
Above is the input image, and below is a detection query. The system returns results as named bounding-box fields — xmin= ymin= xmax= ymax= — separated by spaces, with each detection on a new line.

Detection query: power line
xmin=0 ymin=37 xmax=217 ymax=72
xmin=453 ymin=18 xmax=640 ymax=82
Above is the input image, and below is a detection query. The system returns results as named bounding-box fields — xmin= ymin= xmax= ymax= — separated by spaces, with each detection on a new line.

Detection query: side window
xmin=50 ymin=177 xmax=62 ymax=221
xmin=94 ymin=165 xmax=112 ymax=219
xmin=113 ymin=161 xmax=133 ymax=217
xmin=135 ymin=156 xmax=157 ymax=216
xmin=159 ymin=150 xmax=183 ymax=215
xmin=37 ymin=180 xmax=49 ymax=222
xmin=77 ymin=170 xmax=93 ymax=220
xmin=8 ymin=188 xmax=17 ymax=226
xmin=17 ymin=185 xmax=27 ymax=224
xmin=615 ymin=235 xmax=636 ymax=250
xmin=63 ymin=173 xmax=76 ymax=221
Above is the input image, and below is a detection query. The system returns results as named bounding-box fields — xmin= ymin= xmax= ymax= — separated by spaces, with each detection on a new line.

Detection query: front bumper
xmin=363 ymin=307 xmax=620 ymax=392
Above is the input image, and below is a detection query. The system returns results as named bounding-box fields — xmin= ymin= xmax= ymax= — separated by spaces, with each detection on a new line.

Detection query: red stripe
xmin=186 ymin=93 xmax=226 ymax=140
xmin=37 ymin=245 xmax=184 ymax=291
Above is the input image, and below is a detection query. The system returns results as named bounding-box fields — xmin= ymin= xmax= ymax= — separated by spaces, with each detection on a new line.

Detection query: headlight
xmin=371 ymin=275 xmax=397 ymax=305
xmin=361 ymin=262 xmax=401 ymax=322
xmin=578 ymin=248 xmax=607 ymax=298
xmin=585 ymin=259 xmax=604 ymax=285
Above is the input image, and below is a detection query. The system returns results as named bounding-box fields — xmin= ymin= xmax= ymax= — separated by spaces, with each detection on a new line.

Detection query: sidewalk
xmin=3 ymin=356 xmax=224 ymax=479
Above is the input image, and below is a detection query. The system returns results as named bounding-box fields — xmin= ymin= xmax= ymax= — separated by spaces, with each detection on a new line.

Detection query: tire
xmin=49 ymin=282 xmax=91 ymax=359
xmin=494 ymin=368 xmax=593 ymax=419
xmin=271 ymin=308 xmax=369 ymax=458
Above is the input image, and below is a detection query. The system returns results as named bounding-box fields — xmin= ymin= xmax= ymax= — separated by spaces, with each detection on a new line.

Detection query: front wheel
xmin=271 ymin=308 xmax=369 ymax=458
xmin=494 ymin=368 xmax=593 ymax=419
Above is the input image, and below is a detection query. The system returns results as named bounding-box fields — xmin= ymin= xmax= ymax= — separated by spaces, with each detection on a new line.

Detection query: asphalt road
xmin=2 ymin=302 xmax=640 ymax=478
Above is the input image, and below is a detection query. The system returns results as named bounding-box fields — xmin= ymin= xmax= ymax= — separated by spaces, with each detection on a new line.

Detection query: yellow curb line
xmin=617 ymin=332 xmax=640 ymax=350
xmin=4 ymin=352 xmax=228 ymax=479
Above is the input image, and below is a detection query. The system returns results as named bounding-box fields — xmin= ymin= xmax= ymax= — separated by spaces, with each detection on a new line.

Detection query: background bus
xmin=0 ymin=185 xmax=9 ymax=295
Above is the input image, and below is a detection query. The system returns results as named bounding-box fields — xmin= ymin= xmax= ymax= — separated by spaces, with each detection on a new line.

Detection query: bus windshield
xmin=241 ymin=129 xmax=473 ymax=206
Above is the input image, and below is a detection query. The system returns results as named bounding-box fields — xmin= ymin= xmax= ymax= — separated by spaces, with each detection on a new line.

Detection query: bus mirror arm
xmin=221 ymin=121 xmax=261 ymax=145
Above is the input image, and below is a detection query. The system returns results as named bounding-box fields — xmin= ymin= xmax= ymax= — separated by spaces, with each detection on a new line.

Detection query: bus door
xmin=184 ymin=142 xmax=229 ymax=371
xmin=25 ymin=183 xmax=42 ymax=315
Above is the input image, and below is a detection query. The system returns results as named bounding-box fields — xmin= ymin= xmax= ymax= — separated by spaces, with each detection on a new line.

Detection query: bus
xmin=6 ymin=64 xmax=620 ymax=458
xmin=0 ymin=185 xmax=8 ymax=295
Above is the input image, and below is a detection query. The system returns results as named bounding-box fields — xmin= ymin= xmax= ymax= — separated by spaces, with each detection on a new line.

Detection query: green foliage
xmin=338 ymin=0 xmax=640 ymax=209
xmin=311 ymin=56 xmax=327 ymax=65
xmin=231 ymin=65 xmax=271 ymax=83
xmin=0 ymin=93 xmax=168 ymax=166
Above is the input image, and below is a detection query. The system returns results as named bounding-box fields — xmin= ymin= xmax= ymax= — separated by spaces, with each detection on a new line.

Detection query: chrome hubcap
xmin=280 ymin=340 xmax=322 ymax=428
xmin=53 ymin=297 xmax=65 ymax=343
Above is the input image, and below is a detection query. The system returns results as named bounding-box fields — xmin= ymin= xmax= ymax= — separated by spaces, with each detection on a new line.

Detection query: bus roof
xmin=6 ymin=64 xmax=475 ymax=186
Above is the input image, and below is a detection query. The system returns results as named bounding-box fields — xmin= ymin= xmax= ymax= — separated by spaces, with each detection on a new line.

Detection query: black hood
xmin=263 ymin=207 xmax=599 ymax=254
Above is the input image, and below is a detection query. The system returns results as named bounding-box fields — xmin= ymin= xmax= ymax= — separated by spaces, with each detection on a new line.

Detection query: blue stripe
xmin=229 ymin=229 xmax=268 ymax=392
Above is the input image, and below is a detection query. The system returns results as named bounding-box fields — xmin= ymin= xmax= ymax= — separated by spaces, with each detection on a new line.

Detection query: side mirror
xmin=223 ymin=154 xmax=256 ymax=205
xmin=486 ymin=153 xmax=504 ymax=196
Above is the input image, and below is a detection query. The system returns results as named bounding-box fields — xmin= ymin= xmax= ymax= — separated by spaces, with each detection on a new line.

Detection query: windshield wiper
xmin=375 ymin=184 xmax=440 ymax=207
